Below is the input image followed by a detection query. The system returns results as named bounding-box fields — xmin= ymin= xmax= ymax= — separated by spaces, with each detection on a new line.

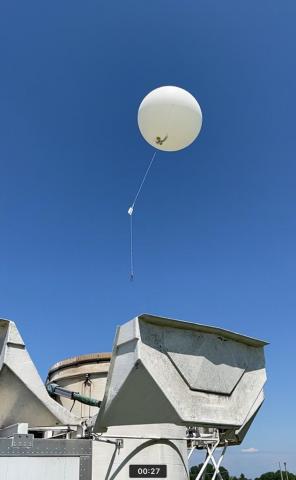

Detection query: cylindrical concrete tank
xmin=48 ymin=352 xmax=111 ymax=419
xmin=48 ymin=353 xmax=188 ymax=480
xmin=48 ymin=352 xmax=189 ymax=478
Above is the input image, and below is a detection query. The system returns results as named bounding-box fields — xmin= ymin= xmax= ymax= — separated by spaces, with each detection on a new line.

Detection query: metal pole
xmin=207 ymin=444 xmax=223 ymax=480
xmin=195 ymin=445 xmax=218 ymax=480
xmin=212 ymin=443 xmax=228 ymax=480
xmin=188 ymin=447 xmax=196 ymax=461
xmin=284 ymin=462 xmax=288 ymax=480
xmin=202 ymin=451 xmax=208 ymax=480
xmin=279 ymin=462 xmax=284 ymax=480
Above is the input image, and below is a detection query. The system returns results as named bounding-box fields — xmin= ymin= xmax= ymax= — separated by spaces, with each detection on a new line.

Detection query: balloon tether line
xmin=128 ymin=150 xmax=157 ymax=281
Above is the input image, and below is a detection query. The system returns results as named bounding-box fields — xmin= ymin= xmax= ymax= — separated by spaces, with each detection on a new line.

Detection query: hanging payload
xmin=128 ymin=86 xmax=203 ymax=279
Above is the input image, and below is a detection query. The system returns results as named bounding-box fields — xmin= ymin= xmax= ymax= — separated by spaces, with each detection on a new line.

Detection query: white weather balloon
xmin=137 ymin=85 xmax=202 ymax=152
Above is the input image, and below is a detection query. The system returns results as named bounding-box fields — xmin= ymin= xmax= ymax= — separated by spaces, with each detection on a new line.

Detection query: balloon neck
xmin=155 ymin=134 xmax=168 ymax=146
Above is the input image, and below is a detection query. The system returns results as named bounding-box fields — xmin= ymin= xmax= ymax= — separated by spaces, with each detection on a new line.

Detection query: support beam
xmin=0 ymin=423 xmax=28 ymax=438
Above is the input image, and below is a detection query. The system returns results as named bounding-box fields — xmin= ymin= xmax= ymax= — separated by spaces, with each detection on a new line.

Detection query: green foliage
xmin=255 ymin=471 xmax=296 ymax=480
xmin=189 ymin=464 xmax=230 ymax=480
xmin=229 ymin=475 xmax=250 ymax=480
xmin=189 ymin=466 xmax=296 ymax=480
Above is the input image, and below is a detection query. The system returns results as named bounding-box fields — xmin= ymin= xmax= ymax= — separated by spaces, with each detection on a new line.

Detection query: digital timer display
xmin=129 ymin=465 xmax=167 ymax=478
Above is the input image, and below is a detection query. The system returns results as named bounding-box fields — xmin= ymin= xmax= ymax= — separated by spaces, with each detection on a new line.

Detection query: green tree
xmin=190 ymin=466 xmax=296 ymax=480
xmin=255 ymin=471 xmax=296 ymax=480
xmin=190 ymin=464 xmax=230 ymax=480
xmin=190 ymin=466 xmax=199 ymax=480
xmin=220 ymin=466 xmax=230 ymax=480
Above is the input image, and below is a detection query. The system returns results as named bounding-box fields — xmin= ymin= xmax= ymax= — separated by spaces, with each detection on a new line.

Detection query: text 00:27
xmin=129 ymin=465 xmax=167 ymax=478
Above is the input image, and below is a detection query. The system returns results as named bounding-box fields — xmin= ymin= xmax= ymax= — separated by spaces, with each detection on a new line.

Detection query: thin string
xmin=130 ymin=212 xmax=134 ymax=280
xmin=127 ymin=103 xmax=174 ymax=281
xmin=129 ymin=151 xmax=157 ymax=213
xmin=128 ymin=150 xmax=157 ymax=281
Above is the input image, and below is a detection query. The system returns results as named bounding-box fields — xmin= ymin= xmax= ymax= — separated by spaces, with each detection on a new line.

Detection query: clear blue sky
xmin=0 ymin=1 xmax=295 ymax=477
